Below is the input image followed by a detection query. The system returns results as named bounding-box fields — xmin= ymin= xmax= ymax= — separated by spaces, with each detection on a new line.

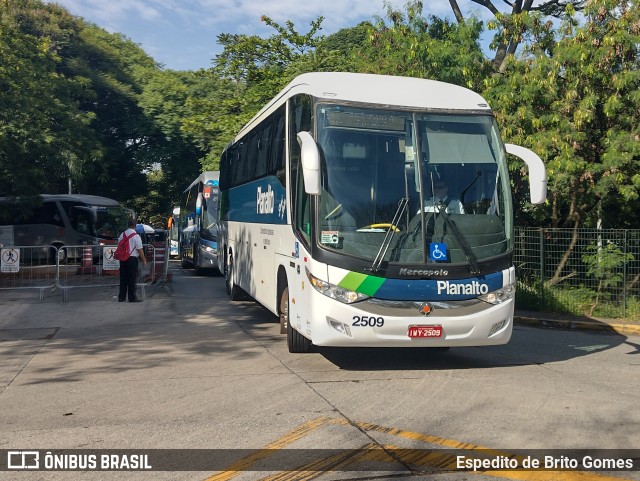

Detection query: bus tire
xmin=193 ymin=249 xmax=202 ymax=275
xmin=278 ymin=281 xmax=288 ymax=334
xmin=284 ymin=287 xmax=312 ymax=353
xmin=224 ymin=255 xmax=230 ymax=295
xmin=226 ymin=254 xmax=242 ymax=301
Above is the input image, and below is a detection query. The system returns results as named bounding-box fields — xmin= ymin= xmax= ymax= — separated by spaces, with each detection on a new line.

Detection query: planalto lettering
xmin=437 ymin=280 xmax=489 ymax=295
xmin=257 ymin=185 xmax=275 ymax=214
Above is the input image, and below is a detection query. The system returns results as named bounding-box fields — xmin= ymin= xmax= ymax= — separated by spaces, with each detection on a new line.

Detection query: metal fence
xmin=0 ymin=245 xmax=58 ymax=300
xmin=0 ymin=242 xmax=170 ymax=302
xmin=514 ymin=227 xmax=640 ymax=321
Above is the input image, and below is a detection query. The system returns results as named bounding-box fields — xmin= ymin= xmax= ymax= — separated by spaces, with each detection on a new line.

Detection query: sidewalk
xmin=514 ymin=310 xmax=640 ymax=337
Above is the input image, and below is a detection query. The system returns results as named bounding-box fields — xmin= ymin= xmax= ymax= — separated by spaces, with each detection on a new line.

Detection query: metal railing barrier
xmin=0 ymin=245 xmax=58 ymax=300
xmin=0 ymin=242 xmax=170 ymax=302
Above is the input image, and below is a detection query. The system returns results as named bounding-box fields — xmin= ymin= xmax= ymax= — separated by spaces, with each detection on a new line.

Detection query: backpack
xmin=114 ymin=231 xmax=136 ymax=262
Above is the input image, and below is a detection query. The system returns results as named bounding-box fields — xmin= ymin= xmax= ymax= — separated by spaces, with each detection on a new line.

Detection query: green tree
xmin=189 ymin=15 xmax=345 ymax=170
xmin=0 ymin=0 xmax=98 ymax=199
xmin=180 ymin=71 xmax=243 ymax=171
xmin=136 ymin=68 xmax=203 ymax=208
xmin=484 ymin=0 xmax=640 ymax=285
xmin=448 ymin=0 xmax=585 ymax=71
xmin=58 ymin=24 xmax=161 ymax=201
xmin=320 ymin=21 xmax=372 ymax=60
xmin=485 ymin=0 xmax=640 ymax=230
xmin=582 ymin=242 xmax=634 ymax=316
xmin=356 ymin=1 xmax=492 ymax=90
xmin=1 ymin=0 xmax=202 ymax=222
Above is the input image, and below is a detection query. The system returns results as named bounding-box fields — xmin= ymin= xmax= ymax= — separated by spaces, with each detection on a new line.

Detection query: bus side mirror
xmin=505 ymin=144 xmax=547 ymax=204
xmin=196 ymin=193 xmax=203 ymax=215
xmin=297 ymin=131 xmax=321 ymax=195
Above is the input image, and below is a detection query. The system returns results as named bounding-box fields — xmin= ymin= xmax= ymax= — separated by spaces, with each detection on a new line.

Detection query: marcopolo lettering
xmin=437 ymin=280 xmax=489 ymax=295
xmin=257 ymin=185 xmax=275 ymax=214
xmin=398 ymin=268 xmax=448 ymax=276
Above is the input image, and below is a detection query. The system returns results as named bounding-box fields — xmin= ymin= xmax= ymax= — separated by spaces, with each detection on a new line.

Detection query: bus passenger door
xmin=256 ymin=224 xmax=276 ymax=310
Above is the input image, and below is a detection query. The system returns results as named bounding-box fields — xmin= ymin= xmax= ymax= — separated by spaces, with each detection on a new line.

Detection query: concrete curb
xmin=514 ymin=316 xmax=640 ymax=337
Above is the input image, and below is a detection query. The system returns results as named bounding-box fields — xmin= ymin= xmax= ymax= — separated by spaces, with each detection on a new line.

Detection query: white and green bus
xmin=218 ymin=72 xmax=546 ymax=353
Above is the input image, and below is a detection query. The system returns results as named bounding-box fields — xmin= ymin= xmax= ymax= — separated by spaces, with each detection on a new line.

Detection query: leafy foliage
xmin=0 ymin=0 xmax=97 ymax=197
xmin=484 ymin=0 xmax=640 ymax=228
xmin=0 ymin=0 xmax=202 ymax=222
xmin=356 ymin=1 xmax=491 ymax=90
xmin=190 ymin=15 xmax=349 ymax=171
xmin=448 ymin=0 xmax=586 ymax=71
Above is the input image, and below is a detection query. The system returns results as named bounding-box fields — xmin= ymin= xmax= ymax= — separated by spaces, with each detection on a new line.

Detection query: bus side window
xmin=289 ymin=94 xmax=313 ymax=245
xmin=11 ymin=201 xmax=62 ymax=226
xmin=77 ymin=214 xmax=90 ymax=234
xmin=290 ymin=138 xmax=310 ymax=244
xmin=41 ymin=202 xmax=64 ymax=227
xmin=270 ymin=105 xmax=286 ymax=186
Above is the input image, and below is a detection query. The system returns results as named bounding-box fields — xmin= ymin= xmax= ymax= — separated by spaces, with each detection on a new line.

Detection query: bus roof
xmin=40 ymin=194 xmax=122 ymax=206
xmin=236 ymin=72 xmax=493 ymax=141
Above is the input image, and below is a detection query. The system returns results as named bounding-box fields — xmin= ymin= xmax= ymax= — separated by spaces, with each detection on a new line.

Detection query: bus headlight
xmin=478 ymin=283 xmax=515 ymax=305
xmin=306 ymin=268 xmax=369 ymax=304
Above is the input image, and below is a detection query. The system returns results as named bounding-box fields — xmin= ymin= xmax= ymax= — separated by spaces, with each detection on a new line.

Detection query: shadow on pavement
xmin=1 ymin=261 xmax=632 ymax=382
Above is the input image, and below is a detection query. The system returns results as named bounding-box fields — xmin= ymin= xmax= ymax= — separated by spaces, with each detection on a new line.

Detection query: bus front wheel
xmin=193 ymin=248 xmax=202 ymax=275
xmin=282 ymin=286 xmax=312 ymax=353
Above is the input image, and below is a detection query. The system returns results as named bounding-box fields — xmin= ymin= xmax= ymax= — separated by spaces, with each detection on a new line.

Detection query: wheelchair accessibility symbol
xmin=429 ymin=243 xmax=448 ymax=261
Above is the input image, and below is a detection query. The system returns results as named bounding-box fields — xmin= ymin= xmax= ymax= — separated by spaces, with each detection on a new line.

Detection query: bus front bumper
xmin=303 ymin=296 xmax=514 ymax=348
xmin=198 ymin=245 xmax=218 ymax=267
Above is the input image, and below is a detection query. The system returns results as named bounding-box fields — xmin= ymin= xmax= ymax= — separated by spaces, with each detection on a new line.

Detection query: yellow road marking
xmin=205 ymin=417 xmax=635 ymax=481
xmin=262 ymin=443 xmax=382 ymax=481
xmin=203 ymin=417 xmax=333 ymax=481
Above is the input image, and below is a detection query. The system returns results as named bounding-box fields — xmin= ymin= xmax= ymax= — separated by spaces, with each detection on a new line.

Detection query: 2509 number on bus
xmin=352 ymin=316 xmax=384 ymax=327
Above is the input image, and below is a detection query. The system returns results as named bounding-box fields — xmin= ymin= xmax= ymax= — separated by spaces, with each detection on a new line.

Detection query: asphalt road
xmin=1 ymin=261 xmax=639 ymax=481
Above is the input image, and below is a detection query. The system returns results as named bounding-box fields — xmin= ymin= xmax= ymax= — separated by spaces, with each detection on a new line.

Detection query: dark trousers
xmin=118 ymin=256 xmax=139 ymax=301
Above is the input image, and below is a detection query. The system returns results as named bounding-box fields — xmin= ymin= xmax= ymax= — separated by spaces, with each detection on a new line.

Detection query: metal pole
xmin=623 ymin=230 xmax=628 ymax=320
xmin=540 ymin=228 xmax=545 ymax=309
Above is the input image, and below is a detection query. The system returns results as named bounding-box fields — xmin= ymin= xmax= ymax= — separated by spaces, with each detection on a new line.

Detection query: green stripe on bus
xmin=338 ymin=272 xmax=368 ymax=291
xmin=338 ymin=272 xmax=385 ymax=296
xmin=356 ymin=275 xmax=386 ymax=296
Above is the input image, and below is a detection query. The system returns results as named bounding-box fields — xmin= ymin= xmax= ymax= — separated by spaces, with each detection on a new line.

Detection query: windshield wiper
xmin=369 ymin=198 xmax=408 ymax=273
xmin=435 ymin=204 xmax=480 ymax=276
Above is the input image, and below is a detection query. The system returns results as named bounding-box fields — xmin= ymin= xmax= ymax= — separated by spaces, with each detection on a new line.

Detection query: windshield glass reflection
xmin=316 ymin=104 xmax=513 ymax=269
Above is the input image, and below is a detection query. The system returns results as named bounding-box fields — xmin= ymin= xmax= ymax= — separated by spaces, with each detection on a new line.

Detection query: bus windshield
xmin=71 ymin=205 xmax=128 ymax=240
xmin=316 ymin=104 xmax=513 ymax=269
xmin=201 ymin=189 xmax=219 ymax=240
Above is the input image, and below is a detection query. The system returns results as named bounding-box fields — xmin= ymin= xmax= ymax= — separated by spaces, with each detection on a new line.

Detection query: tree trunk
xmin=546 ymin=219 xmax=580 ymax=287
xmin=448 ymin=0 xmax=464 ymax=23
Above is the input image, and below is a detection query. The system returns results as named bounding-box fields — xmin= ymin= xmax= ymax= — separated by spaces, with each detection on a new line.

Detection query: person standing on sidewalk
xmin=118 ymin=219 xmax=147 ymax=302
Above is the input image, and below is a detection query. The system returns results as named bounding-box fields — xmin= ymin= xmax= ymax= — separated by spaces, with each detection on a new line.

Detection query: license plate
xmin=408 ymin=325 xmax=443 ymax=338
